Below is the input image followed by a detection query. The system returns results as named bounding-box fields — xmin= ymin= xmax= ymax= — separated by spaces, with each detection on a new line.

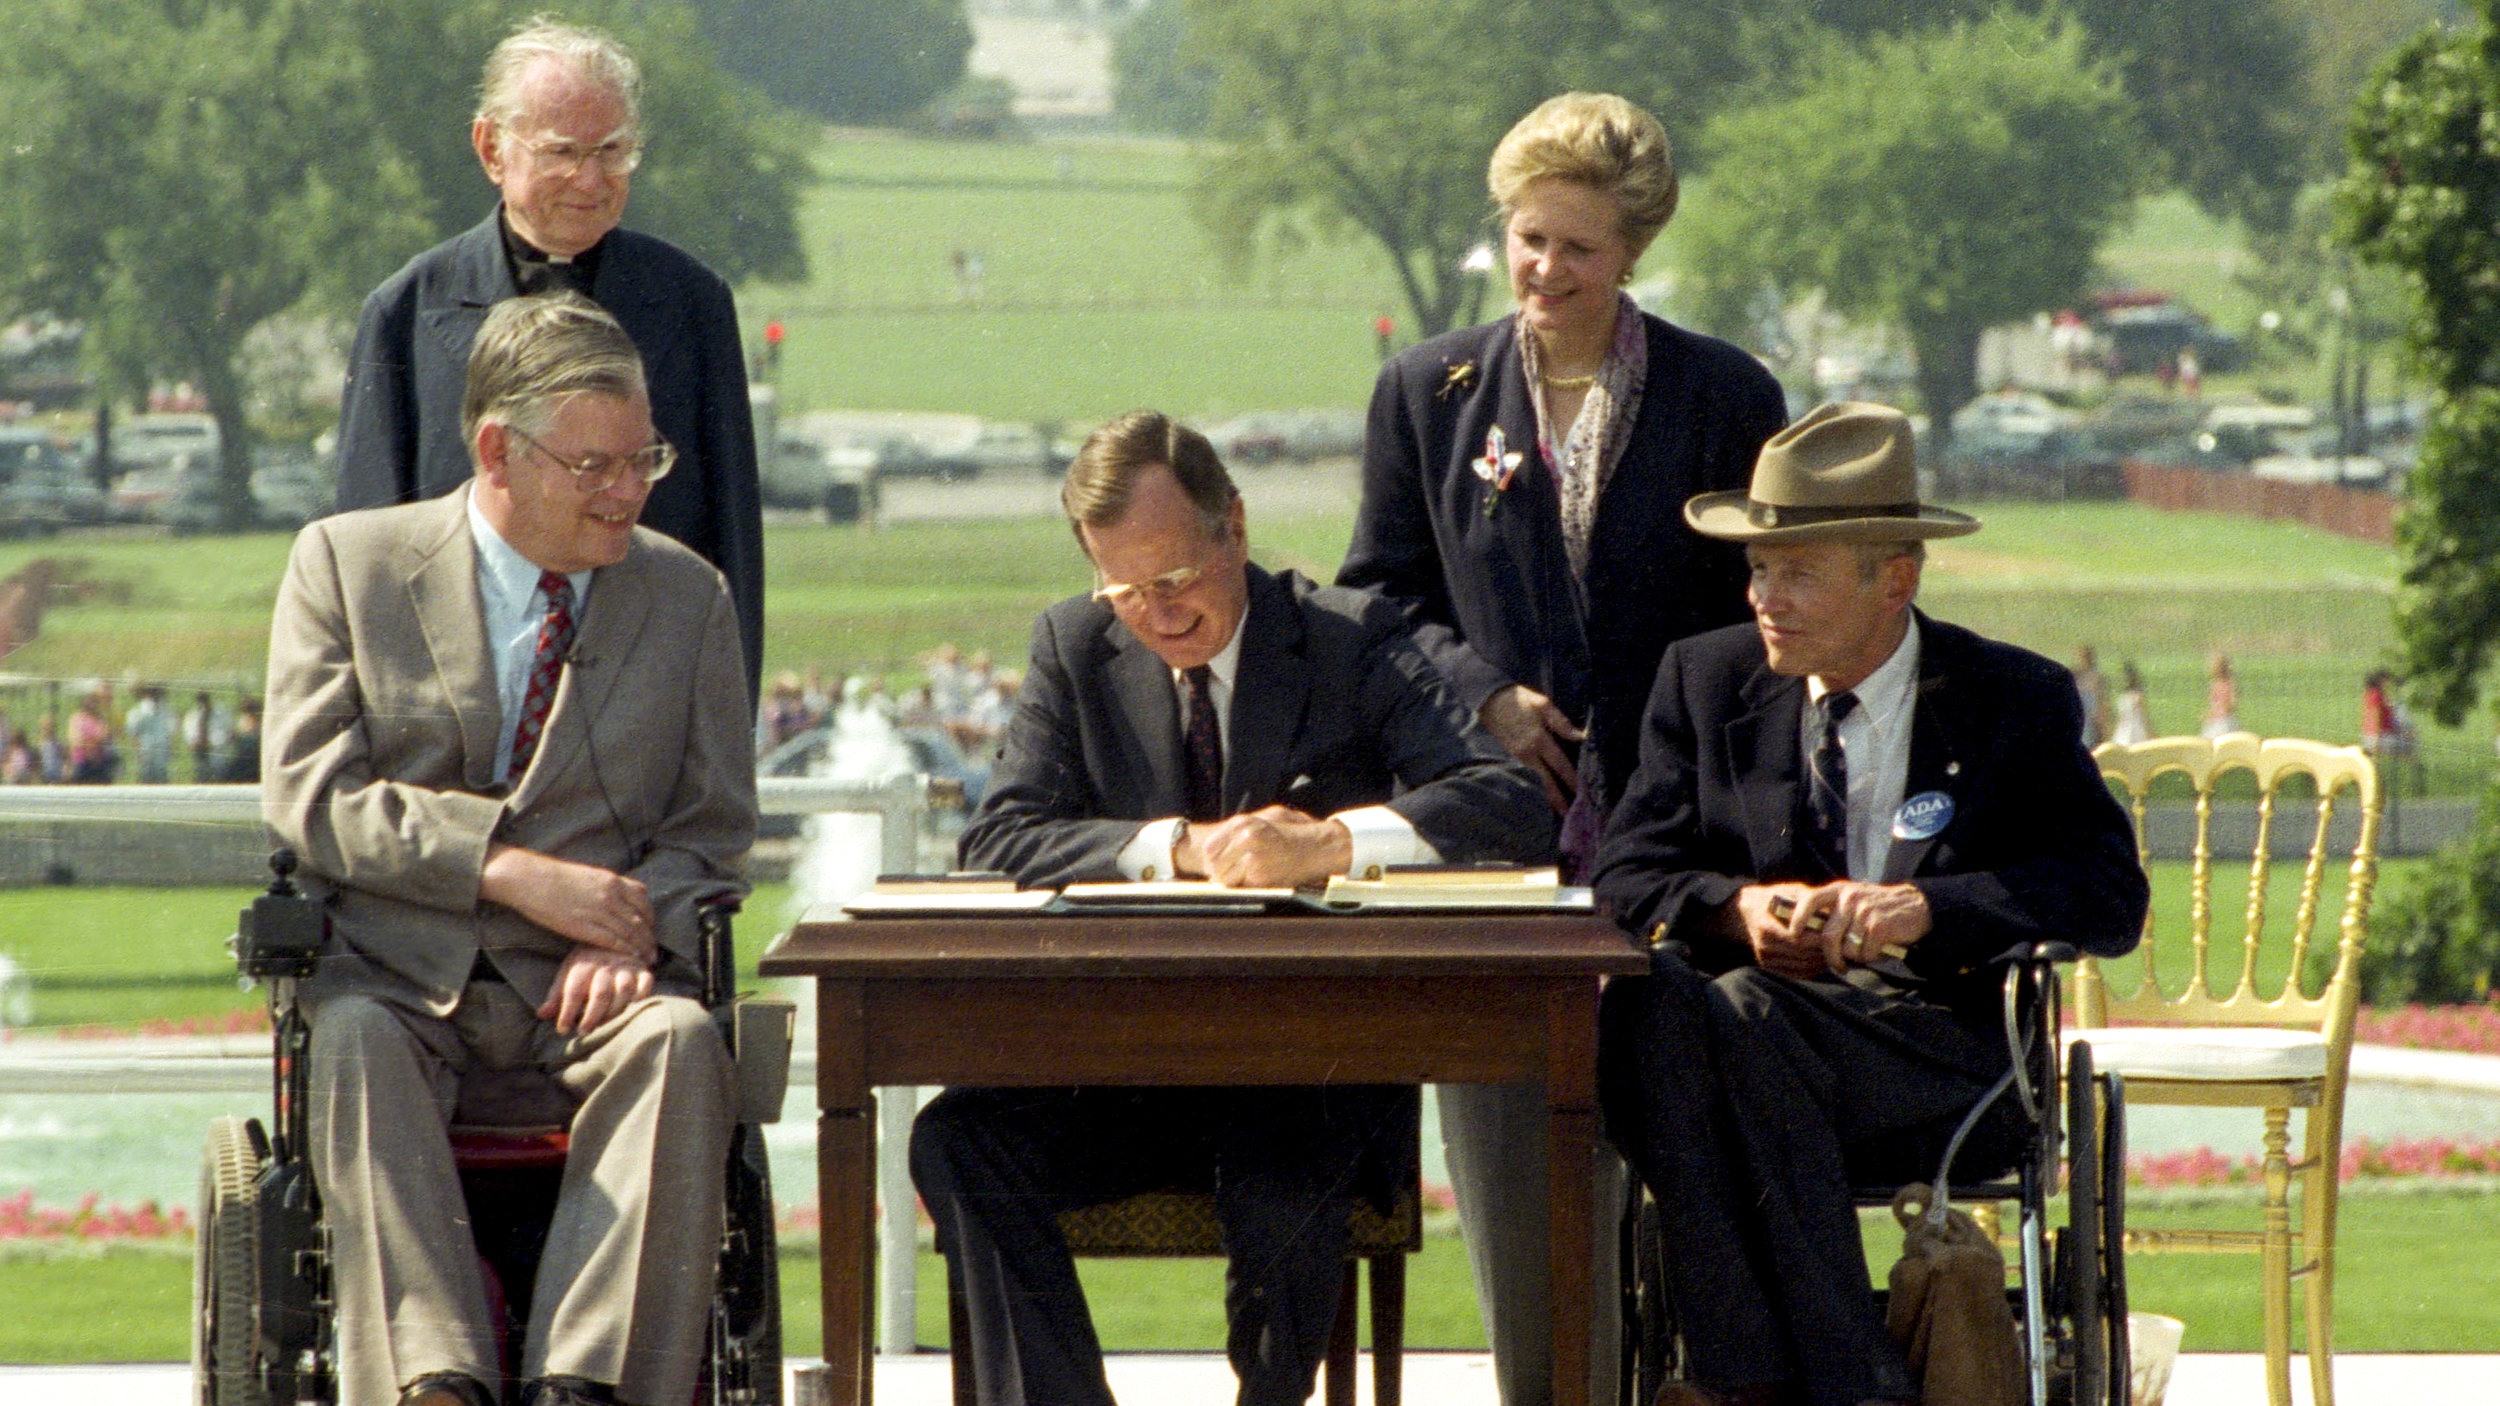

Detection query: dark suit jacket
xmin=1592 ymin=613 xmax=2146 ymax=1025
xmin=333 ymin=209 xmax=764 ymax=702
xmin=1338 ymin=312 xmax=1787 ymax=807
xmin=261 ymin=489 xmax=756 ymax=1014
xmin=962 ymin=564 xmax=1555 ymax=888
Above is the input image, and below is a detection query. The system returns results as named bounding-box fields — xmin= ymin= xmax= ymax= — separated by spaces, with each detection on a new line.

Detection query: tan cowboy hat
xmin=1684 ymin=401 xmax=1981 ymax=544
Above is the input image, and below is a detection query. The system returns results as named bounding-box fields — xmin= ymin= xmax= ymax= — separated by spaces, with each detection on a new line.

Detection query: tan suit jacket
xmin=262 ymin=486 xmax=755 ymax=1012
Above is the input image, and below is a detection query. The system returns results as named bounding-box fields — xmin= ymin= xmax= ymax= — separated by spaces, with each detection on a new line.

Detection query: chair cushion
xmin=2067 ymin=1025 xmax=2327 ymax=1082
xmin=1056 ymin=1188 xmax=1421 ymax=1256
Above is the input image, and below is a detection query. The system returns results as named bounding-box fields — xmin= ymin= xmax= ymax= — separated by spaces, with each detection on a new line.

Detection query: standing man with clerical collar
xmin=1591 ymin=402 xmax=2147 ymax=1406
xmin=334 ymin=16 xmax=764 ymax=703
xmin=912 ymin=410 xmax=1551 ymax=1406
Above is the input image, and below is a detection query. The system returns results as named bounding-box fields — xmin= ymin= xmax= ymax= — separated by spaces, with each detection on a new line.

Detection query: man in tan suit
xmin=263 ymin=292 xmax=755 ymax=1406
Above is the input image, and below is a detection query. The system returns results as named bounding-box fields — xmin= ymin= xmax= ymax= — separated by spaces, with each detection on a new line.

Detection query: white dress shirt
xmin=469 ymin=491 xmax=593 ymax=782
xmin=1802 ymin=616 xmax=1921 ymax=881
xmin=1114 ymin=612 xmax=1435 ymax=882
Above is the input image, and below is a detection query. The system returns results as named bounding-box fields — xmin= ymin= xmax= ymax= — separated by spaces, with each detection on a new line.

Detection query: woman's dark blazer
xmin=1338 ymin=312 xmax=1788 ymax=809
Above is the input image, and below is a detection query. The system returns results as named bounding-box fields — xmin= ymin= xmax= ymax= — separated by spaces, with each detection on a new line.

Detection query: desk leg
xmin=1547 ymin=980 xmax=1600 ymax=1406
xmin=819 ymin=980 xmax=875 ymax=1406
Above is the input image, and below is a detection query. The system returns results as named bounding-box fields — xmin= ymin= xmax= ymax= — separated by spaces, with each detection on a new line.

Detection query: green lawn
xmin=6 ymin=1189 xmax=2494 ymax=1363
xmin=0 ymin=882 xmax=795 ymax=1037
xmin=0 ymin=499 xmax=2420 ymax=750
xmin=749 ymin=134 xmax=1418 ymax=424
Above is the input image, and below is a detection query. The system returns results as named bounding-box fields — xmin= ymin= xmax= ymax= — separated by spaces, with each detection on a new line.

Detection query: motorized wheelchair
xmin=1619 ymin=941 xmax=2131 ymax=1406
xmin=193 ymin=850 xmax=795 ymax=1406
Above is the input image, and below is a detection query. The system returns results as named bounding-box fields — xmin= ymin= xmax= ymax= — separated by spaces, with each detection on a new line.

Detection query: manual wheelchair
xmin=1619 ymin=941 xmax=2131 ymax=1406
xmin=193 ymin=850 xmax=795 ymax=1406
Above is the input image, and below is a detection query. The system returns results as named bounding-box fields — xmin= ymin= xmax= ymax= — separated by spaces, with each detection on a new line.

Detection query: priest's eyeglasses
xmin=511 ymin=430 xmax=677 ymax=492
xmin=504 ymin=130 xmax=645 ymax=180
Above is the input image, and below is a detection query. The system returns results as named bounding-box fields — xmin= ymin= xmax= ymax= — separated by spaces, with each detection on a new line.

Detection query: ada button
xmin=1891 ymin=790 xmax=1954 ymax=841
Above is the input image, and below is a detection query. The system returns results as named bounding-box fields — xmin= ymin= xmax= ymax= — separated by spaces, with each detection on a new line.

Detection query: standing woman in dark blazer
xmin=1337 ymin=92 xmax=1787 ymax=1406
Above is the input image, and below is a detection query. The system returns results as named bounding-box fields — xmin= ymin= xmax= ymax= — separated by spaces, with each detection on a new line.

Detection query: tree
xmin=353 ymin=0 xmax=811 ymax=285
xmin=2287 ymin=0 xmax=2449 ymax=176
xmin=1674 ymin=16 xmax=2148 ymax=460
xmin=2238 ymin=185 xmax=2408 ymax=453
xmin=2343 ymin=1 xmax=2500 ymax=727
xmin=1112 ymin=0 xmax=1214 ymax=136
xmin=1646 ymin=0 xmax=2315 ymax=232
xmin=2337 ymin=0 xmax=2500 ymax=1004
xmin=695 ymin=0 xmax=970 ymax=125
xmin=0 ymin=0 xmax=429 ymax=527
xmin=1187 ymin=0 xmax=1622 ymax=340
xmin=2057 ymin=0 xmax=2315 ymax=232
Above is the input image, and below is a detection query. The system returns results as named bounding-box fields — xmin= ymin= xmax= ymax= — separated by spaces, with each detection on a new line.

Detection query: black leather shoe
xmin=520 ymin=1376 xmax=621 ymax=1406
xmin=399 ymin=1372 xmax=495 ymax=1406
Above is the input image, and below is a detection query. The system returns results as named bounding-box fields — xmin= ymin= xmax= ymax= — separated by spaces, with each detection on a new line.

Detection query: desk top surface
xmin=760 ymin=907 xmax=1648 ymax=980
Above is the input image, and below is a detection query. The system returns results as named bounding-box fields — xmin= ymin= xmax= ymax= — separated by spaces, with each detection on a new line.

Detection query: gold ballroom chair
xmin=2079 ymin=733 xmax=2382 ymax=1406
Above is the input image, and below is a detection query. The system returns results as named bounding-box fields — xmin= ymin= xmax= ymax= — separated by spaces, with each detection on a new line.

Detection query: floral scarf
xmin=1517 ymin=292 xmax=1649 ymax=879
xmin=1517 ymin=290 xmax=1649 ymax=585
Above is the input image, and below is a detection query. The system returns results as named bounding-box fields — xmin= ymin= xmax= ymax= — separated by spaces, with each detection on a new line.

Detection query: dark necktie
xmin=507 ymin=571 xmax=576 ymax=783
xmin=1806 ymin=690 xmax=1858 ymax=877
xmin=1182 ymin=664 xmax=1222 ymax=822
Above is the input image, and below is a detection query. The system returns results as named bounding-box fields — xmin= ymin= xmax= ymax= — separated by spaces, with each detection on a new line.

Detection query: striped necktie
xmin=507 ymin=571 xmax=576 ymax=783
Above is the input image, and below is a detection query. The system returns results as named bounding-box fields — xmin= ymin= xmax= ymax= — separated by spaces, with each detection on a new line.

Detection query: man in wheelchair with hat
xmin=1592 ymin=403 xmax=2147 ymax=1406
xmin=261 ymin=291 xmax=754 ymax=1406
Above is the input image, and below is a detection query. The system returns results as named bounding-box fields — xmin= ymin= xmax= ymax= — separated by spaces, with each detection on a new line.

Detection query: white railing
xmin=0 ymin=775 xmax=933 ymax=1354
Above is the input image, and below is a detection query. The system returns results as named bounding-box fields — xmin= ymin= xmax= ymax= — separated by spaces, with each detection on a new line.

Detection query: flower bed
xmin=0 ymin=1190 xmax=189 ymax=1241
xmin=2353 ymin=1002 xmax=2500 ymax=1057
xmin=2129 ymin=1136 xmax=2500 ymax=1189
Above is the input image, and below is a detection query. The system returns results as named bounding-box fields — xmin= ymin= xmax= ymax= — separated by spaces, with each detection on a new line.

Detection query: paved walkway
xmin=7 ymin=1353 xmax=2494 ymax=1405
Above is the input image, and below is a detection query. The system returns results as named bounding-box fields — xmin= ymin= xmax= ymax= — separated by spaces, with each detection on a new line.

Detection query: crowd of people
xmin=0 ymin=683 xmax=262 ymax=785
xmin=754 ymin=645 xmax=1020 ymax=771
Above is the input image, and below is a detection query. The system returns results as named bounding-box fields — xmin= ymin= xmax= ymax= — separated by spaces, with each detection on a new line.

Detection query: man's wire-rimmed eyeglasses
xmin=510 ymin=429 xmax=676 ymax=493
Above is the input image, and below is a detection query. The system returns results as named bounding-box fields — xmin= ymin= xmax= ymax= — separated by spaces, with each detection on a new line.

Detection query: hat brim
xmin=1684 ymin=491 xmax=1981 ymax=544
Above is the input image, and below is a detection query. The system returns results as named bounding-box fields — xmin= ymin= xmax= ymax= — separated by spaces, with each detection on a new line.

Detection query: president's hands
xmin=538 ymin=943 xmax=655 ymax=1036
xmin=1176 ymin=806 xmax=1354 ymax=889
xmin=1480 ymin=684 xmax=1582 ymax=813
xmin=1727 ymin=880 xmax=1931 ymax=978
xmin=481 ymin=843 xmax=658 ymax=965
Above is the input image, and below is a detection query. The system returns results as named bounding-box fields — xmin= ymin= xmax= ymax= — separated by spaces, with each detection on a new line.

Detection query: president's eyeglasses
xmin=1091 ymin=564 xmax=1203 ymax=611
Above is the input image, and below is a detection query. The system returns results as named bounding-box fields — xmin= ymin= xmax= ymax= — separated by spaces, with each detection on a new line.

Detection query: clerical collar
xmin=498 ymin=208 xmax=605 ymax=297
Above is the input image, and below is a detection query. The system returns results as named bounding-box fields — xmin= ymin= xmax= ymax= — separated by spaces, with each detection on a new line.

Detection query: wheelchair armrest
xmin=698 ymin=894 xmax=745 ymax=1010
xmin=724 ymin=994 xmax=796 ymax=1125
xmin=1989 ymin=939 xmax=2077 ymax=968
xmin=691 ymin=894 xmax=787 ymax=1124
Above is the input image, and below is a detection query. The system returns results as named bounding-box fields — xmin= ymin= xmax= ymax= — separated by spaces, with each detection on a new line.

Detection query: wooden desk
xmin=760 ymin=909 xmax=1646 ymax=1406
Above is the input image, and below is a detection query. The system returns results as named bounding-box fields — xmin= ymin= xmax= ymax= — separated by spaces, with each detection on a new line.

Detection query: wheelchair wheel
xmin=1625 ymin=1190 xmax=1681 ymax=1406
xmin=2059 ymin=1045 xmax=2117 ymax=1406
xmin=709 ymin=1123 xmax=783 ymax=1405
xmin=2096 ymin=1071 xmax=2130 ymax=1406
xmin=195 ymin=1116 xmax=271 ymax=1406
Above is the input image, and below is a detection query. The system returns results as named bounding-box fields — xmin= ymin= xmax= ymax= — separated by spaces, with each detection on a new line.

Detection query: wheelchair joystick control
xmin=239 ymin=847 xmax=327 ymax=981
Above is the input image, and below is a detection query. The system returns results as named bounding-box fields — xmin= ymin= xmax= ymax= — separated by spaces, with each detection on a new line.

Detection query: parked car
xmin=2251 ymin=428 xmax=2388 ymax=488
xmin=114 ymin=411 xmax=220 ymax=474
xmin=2095 ymin=300 xmax=2243 ymax=376
xmin=0 ymin=431 xmax=112 ymax=534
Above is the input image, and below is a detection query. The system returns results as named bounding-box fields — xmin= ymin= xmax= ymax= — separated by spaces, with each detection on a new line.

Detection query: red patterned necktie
xmin=507 ymin=570 xmax=576 ymax=783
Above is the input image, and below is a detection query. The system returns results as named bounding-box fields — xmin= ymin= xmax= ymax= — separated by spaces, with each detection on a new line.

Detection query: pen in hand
xmin=1280 ymin=773 xmax=1320 ymax=814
